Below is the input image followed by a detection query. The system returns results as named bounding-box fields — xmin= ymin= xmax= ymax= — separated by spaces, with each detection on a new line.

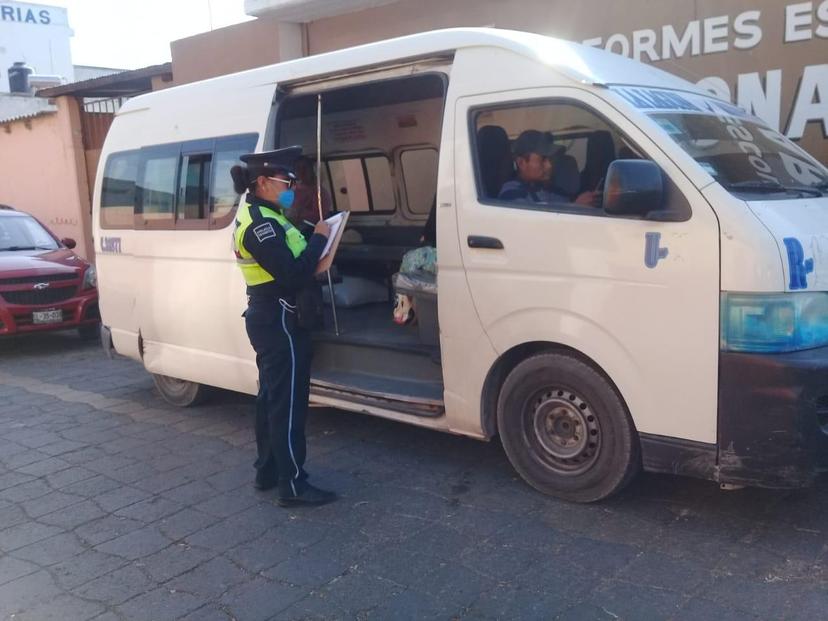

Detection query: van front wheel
xmin=152 ymin=374 xmax=207 ymax=407
xmin=497 ymin=352 xmax=639 ymax=503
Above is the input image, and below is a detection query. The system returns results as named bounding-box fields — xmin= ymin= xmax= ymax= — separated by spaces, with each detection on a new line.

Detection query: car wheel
xmin=497 ymin=352 xmax=640 ymax=503
xmin=151 ymin=373 xmax=207 ymax=407
xmin=78 ymin=324 xmax=100 ymax=341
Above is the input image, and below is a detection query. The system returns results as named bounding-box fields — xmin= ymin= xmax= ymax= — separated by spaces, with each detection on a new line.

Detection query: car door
xmin=454 ymin=87 xmax=721 ymax=444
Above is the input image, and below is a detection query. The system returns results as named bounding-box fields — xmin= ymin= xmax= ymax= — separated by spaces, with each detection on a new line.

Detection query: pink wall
xmin=0 ymin=97 xmax=93 ymax=261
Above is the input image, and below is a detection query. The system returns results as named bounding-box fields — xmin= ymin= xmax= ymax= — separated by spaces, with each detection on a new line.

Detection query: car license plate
xmin=32 ymin=309 xmax=62 ymax=324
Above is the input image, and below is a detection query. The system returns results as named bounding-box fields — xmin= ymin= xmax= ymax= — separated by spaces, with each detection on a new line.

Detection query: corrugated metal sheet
xmin=0 ymin=109 xmax=57 ymax=124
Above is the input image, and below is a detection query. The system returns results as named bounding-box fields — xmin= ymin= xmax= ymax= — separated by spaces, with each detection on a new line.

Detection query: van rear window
xmin=100 ymin=151 xmax=139 ymax=228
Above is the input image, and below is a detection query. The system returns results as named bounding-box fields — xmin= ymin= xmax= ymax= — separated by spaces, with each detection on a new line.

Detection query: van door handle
xmin=467 ymin=235 xmax=503 ymax=249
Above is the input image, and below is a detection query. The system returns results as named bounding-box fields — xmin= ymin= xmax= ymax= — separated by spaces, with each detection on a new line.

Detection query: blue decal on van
xmin=644 ymin=232 xmax=668 ymax=268
xmin=783 ymin=237 xmax=814 ymax=290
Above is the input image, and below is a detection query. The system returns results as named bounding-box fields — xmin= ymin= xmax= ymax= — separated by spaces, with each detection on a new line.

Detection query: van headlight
xmin=721 ymin=292 xmax=828 ymax=353
xmin=82 ymin=265 xmax=97 ymax=290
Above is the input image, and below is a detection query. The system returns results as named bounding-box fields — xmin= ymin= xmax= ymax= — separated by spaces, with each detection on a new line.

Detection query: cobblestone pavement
xmin=1 ymin=333 xmax=828 ymax=620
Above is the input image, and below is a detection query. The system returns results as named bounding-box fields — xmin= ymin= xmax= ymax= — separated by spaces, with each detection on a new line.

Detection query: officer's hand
xmin=314 ymin=220 xmax=331 ymax=238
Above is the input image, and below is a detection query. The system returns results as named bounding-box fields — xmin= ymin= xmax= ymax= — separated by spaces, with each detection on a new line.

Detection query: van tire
xmin=152 ymin=374 xmax=206 ymax=407
xmin=497 ymin=352 xmax=639 ymax=503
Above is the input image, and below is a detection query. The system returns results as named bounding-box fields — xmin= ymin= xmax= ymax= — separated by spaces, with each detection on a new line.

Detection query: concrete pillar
xmin=56 ymin=96 xmax=94 ymax=262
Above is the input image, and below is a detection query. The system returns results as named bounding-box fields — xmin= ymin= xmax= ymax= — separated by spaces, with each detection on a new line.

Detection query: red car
xmin=0 ymin=205 xmax=99 ymax=339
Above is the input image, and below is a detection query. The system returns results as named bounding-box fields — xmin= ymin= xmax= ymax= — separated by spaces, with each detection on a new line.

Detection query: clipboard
xmin=315 ymin=211 xmax=350 ymax=275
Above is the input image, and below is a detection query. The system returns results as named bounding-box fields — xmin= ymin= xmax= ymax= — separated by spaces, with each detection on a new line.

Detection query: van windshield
xmin=611 ymin=86 xmax=828 ymax=200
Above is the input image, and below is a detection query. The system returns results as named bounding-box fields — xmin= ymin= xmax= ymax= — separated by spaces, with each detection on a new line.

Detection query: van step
xmin=313 ymin=329 xmax=438 ymax=358
xmin=310 ymin=370 xmax=444 ymax=417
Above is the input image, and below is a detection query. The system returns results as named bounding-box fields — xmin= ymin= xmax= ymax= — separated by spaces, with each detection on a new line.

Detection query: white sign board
xmin=0 ymin=1 xmax=73 ymax=92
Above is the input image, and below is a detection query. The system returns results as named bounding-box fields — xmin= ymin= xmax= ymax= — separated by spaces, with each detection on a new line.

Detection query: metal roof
xmin=36 ymin=63 xmax=173 ymax=99
xmin=0 ymin=109 xmax=56 ymax=125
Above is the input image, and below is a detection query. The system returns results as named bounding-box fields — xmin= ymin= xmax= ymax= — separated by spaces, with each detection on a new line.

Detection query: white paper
xmin=319 ymin=211 xmax=347 ymax=259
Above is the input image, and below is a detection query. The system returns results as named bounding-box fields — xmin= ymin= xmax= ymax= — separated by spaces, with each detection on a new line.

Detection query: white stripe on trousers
xmin=281 ymin=304 xmax=300 ymax=497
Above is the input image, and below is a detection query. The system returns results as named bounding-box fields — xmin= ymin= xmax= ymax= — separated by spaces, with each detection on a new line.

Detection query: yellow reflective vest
xmin=232 ymin=200 xmax=307 ymax=287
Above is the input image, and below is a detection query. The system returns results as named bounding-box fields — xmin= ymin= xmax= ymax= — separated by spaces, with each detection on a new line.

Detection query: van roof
xmin=120 ymin=28 xmax=705 ymax=113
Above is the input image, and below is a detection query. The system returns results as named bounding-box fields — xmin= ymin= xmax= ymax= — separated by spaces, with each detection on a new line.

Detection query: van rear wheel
xmin=152 ymin=374 xmax=206 ymax=407
xmin=497 ymin=352 xmax=640 ymax=503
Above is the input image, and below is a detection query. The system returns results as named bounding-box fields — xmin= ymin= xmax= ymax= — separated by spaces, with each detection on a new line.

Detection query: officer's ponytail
xmin=230 ymin=165 xmax=256 ymax=195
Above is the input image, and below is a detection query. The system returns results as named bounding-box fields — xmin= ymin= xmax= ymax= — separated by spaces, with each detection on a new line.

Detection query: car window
xmin=138 ymin=146 xmax=178 ymax=226
xmin=327 ymin=155 xmax=394 ymax=214
xmin=101 ymin=134 xmax=257 ymax=230
xmin=610 ymin=86 xmax=828 ymax=200
xmin=100 ymin=151 xmax=139 ymax=228
xmin=0 ymin=215 xmax=58 ymax=251
xmin=473 ymin=101 xmax=645 ymax=214
xmin=211 ymin=134 xmax=258 ymax=225
xmin=401 ymin=148 xmax=438 ymax=215
xmin=178 ymin=153 xmax=212 ymax=222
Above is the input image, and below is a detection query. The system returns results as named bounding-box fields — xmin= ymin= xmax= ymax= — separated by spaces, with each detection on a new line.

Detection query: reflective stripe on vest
xmin=233 ymin=201 xmax=307 ymax=287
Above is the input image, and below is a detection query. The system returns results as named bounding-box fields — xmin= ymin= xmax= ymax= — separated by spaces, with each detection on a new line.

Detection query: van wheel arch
xmin=480 ymin=342 xmax=628 ymax=439
xmin=496 ymin=350 xmax=641 ymax=502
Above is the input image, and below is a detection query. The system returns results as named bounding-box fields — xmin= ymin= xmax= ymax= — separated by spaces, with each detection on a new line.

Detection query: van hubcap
xmin=526 ymin=388 xmax=601 ymax=474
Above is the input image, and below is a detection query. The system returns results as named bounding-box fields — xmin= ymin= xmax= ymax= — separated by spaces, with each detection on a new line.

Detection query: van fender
xmin=478 ymin=307 xmax=645 ymax=439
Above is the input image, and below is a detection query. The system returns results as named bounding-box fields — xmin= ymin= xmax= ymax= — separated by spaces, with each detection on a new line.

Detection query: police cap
xmin=240 ymin=145 xmax=303 ymax=178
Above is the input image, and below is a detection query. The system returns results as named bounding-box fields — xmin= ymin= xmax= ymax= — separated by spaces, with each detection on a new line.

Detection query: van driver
xmin=498 ymin=130 xmax=596 ymax=206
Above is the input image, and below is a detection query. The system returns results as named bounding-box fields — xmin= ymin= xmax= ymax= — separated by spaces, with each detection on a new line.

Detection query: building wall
xmin=169 ymin=16 xmax=303 ymax=87
xmin=0 ymin=1 xmax=73 ymax=92
xmin=0 ymin=97 xmax=92 ymax=260
xmin=304 ymin=0 xmax=828 ymax=164
xmin=166 ymin=0 xmax=828 ymax=164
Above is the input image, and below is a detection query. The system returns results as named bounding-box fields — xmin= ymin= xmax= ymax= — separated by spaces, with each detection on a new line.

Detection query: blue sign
xmin=644 ymin=232 xmax=669 ymax=268
xmin=783 ymin=237 xmax=814 ymax=290
xmin=0 ymin=4 xmax=52 ymax=25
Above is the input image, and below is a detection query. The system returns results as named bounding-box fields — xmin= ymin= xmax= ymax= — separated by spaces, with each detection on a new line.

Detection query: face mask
xmin=278 ymin=189 xmax=295 ymax=209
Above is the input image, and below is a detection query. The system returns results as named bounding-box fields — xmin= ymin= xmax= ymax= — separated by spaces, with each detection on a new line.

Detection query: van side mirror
xmin=61 ymin=238 xmax=76 ymax=249
xmin=602 ymin=160 xmax=663 ymax=217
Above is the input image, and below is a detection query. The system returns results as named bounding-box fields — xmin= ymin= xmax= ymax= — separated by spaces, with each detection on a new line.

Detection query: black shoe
xmin=277 ymin=483 xmax=337 ymax=507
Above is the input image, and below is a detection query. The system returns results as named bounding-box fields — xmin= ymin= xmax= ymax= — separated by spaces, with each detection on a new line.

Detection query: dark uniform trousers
xmin=244 ymin=298 xmax=311 ymax=498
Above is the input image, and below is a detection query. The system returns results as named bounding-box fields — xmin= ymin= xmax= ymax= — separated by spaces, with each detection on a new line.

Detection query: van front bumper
xmin=717 ymin=347 xmax=828 ymax=488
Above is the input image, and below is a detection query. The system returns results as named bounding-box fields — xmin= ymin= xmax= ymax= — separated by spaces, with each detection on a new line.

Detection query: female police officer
xmin=231 ymin=146 xmax=336 ymax=507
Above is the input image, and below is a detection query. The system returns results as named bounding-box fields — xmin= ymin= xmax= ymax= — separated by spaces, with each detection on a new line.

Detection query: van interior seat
xmin=581 ymin=130 xmax=616 ymax=193
xmin=477 ymin=125 xmax=513 ymax=198
xmin=552 ymin=153 xmax=581 ymax=200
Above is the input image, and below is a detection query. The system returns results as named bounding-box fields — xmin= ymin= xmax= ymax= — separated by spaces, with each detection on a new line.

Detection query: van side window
xmin=326 ymin=155 xmax=394 ymax=214
xmin=100 ymin=133 xmax=257 ymax=230
xmin=473 ymin=101 xmax=647 ymax=215
xmin=211 ymin=134 xmax=258 ymax=227
xmin=176 ymin=153 xmax=212 ymax=221
xmin=100 ymin=151 xmax=139 ymax=229
xmin=401 ymin=148 xmax=438 ymax=215
xmin=178 ymin=152 xmax=211 ymax=222
xmin=137 ymin=145 xmax=178 ymax=227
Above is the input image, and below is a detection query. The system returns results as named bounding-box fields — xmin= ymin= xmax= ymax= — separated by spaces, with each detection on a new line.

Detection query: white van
xmin=93 ymin=28 xmax=828 ymax=502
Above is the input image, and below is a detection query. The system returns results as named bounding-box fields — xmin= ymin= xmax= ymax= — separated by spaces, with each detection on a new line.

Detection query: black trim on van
xmin=641 ymin=346 xmax=828 ymax=489
xmin=639 ymin=434 xmax=717 ymax=481
xmin=716 ymin=348 xmax=828 ymax=489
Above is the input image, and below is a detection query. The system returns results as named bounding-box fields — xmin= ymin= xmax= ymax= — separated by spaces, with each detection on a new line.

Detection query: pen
xmin=303 ymin=220 xmax=315 ymax=227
